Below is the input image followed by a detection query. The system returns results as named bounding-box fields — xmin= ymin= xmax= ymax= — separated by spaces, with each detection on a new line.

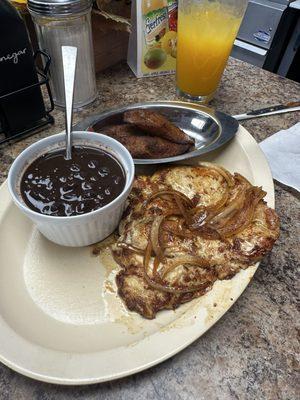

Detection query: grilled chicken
xmin=112 ymin=166 xmax=279 ymax=319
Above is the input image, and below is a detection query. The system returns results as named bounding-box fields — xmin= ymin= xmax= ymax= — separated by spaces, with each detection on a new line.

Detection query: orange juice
xmin=177 ymin=3 xmax=242 ymax=100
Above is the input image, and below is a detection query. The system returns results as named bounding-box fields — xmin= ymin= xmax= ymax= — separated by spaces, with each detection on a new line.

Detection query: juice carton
xmin=128 ymin=0 xmax=177 ymax=78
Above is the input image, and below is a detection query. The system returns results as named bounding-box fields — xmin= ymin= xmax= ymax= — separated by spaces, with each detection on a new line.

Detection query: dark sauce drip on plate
xmin=20 ymin=146 xmax=125 ymax=217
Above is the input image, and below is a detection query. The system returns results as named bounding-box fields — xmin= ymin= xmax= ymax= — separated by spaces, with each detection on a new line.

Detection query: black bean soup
xmin=20 ymin=146 xmax=125 ymax=217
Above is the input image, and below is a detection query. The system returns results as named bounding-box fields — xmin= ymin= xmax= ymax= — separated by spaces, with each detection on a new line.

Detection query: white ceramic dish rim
xmin=0 ymin=125 xmax=275 ymax=385
xmin=7 ymin=131 xmax=135 ymax=222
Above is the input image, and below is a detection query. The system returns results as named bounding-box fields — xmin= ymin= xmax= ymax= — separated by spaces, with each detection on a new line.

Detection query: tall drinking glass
xmin=176 ymin=0 xmax=248 ymax=103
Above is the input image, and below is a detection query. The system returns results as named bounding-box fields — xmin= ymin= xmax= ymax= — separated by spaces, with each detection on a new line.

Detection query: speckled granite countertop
xmin=0 ymin=58 xmax=299 ymax=400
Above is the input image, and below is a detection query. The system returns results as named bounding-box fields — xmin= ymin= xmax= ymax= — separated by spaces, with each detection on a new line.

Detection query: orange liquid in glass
xmin=177 ymin=5 xmax=242 ymax=97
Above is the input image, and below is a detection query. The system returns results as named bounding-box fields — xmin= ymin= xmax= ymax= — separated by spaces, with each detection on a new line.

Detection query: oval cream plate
xmin=0 ymin=125 xmax=274 ymax=385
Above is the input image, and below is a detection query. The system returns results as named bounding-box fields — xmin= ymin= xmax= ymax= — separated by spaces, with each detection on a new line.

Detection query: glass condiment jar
xmin=28 ymin=0 xmax=97 ymax=109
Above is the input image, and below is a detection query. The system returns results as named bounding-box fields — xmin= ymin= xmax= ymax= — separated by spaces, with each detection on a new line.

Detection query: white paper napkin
xmin=259 ymin=122 xmax=300 ymax=191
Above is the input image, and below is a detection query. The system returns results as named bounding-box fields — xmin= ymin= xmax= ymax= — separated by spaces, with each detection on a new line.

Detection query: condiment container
xmin=0 ymin=0 xmax=47 ymax=136
xmin=27 ymin=0 xmax=97 ymax=109
xmin=8 ymin=132 xmax=134 ymax=247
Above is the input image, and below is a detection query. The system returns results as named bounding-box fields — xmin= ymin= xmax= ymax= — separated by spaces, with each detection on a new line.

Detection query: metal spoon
xmin=62 ymin=46 xmax=77 ymax=160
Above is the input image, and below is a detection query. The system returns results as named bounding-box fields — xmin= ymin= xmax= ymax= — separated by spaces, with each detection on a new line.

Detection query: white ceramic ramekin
xmin=8 ymin=131 xmax=134 ymax=247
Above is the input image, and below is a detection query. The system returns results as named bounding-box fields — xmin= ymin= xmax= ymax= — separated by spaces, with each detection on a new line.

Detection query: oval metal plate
xmin=74 ymin=101 xmax=239 ymax=165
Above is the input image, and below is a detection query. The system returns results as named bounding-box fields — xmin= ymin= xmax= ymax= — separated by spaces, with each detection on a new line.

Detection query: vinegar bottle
xmin=0 ymin=0 xmax=46 ymax=136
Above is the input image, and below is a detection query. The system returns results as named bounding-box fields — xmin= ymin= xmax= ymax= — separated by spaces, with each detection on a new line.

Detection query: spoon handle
xmin=62 ymin=46 xmax=77 ymax=160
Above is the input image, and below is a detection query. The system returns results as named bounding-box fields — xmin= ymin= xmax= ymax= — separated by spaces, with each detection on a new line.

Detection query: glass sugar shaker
xmin=28 ymin=0 xmax=97 ymax=109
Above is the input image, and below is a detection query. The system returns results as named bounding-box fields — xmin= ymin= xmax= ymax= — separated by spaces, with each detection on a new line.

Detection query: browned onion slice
xmin=205 ymin=188 xmax=230 ymax=215
xmin=174 ymin=195 xmax=191 ymax=225
xmin=150 ymin=215 xmax=165 ymax=259
xmin=162 ymin=208 xmax=182 ymax=216
xmin=209 ymin=189 xmax=246 ymax=228
xmin=117 ymin=242 xmax=145 ymax=254
xmin=199 ymin=162 xmax=235 ymax=187
xmin=192 ymin=226 xmax=224 ymax=240
xmin=143 ymin=240 xmax=152 ymax=272
xmin=163 ymin=225 xmax=195 ymax=239
xmin=192 ymin=187 xmax=266 ymax=239
xmin=189 ymin=179 xmax=230 ymax=228
xmin=161 ymin=255 xmax=215 ymax=279
xmin=152 ymin=256 xmax=161 ymax=278
xmin=217 ymin=187 xmax=266 ymax=237
xmin=192 ymin=169 xmax=231 ymax=221
xmin=143 ymin=240 xmax=212 ymax=294
xmin=147 ymin=190 xmax=193 ymax=208
xmin=144 ymin=271 xmax=211 ymax=294
xmin=234 ymin=172 xmax=252 ymax=187
xmin=162 ymin=214 xmax=224 ymax=241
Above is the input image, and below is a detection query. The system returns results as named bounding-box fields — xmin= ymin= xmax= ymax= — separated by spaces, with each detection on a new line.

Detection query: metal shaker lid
xmin=27 ymin=0 xmax=92 ymax=16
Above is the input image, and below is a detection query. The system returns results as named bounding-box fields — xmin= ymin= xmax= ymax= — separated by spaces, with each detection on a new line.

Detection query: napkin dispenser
xmin=0 ymin=0 xmax=54 ymax=143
